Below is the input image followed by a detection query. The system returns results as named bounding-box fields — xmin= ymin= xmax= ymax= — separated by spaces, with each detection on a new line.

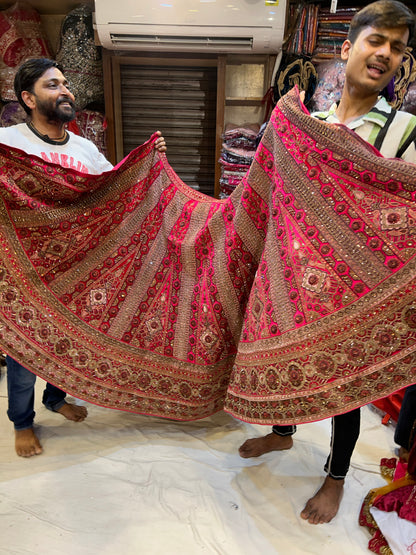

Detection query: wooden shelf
xmin=225 ymin=97 xmax=263 ymax=106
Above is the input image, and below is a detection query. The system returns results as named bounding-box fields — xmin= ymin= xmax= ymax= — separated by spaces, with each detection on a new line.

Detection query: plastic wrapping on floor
xmin=0 ymin=370 xmax=398 ymax=554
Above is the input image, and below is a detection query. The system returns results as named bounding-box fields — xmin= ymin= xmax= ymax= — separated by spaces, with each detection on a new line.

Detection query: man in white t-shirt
xmin=2 ymin=57 xmax=166 ymax=457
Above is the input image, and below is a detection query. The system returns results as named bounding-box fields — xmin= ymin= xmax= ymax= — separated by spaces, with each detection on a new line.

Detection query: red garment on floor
xmin=373 ymin=389 xmax=405 ymax=423
xmin=360 ymin=452 xmax=416 ymax=554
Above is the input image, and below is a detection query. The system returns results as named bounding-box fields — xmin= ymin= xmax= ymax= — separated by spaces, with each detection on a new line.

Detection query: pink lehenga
xmin=1 ymin=87 xmax=416 ymax=424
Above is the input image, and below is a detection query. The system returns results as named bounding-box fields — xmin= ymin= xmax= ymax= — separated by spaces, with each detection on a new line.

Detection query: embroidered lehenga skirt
xmin=1 ymin=88 xmax=415 ymax=424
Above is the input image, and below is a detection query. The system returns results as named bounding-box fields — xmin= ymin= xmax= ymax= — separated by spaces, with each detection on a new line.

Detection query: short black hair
xmin=348 ymin=0 xmax=415 ymax=45
xmin=14 ymin=58 xmax=65 ymax=115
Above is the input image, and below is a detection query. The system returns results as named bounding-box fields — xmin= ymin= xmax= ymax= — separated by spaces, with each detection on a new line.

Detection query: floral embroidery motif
xmin=380 ymin=206 xmax=408 ymax=230
xmin=302 ymin=267 xmax=327 ymax=293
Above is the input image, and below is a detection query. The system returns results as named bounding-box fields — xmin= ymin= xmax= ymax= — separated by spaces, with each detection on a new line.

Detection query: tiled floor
xmin=0 ymin=365 xmax=399 ymax=554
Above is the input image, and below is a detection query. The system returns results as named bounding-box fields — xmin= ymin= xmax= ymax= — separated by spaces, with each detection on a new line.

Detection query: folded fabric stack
xmin=219 ymin=122 xmax=259 ymax=198
xmin=312 ymin=7 xmax=358 ymax=63
xmin=285 ymin=3 xmax=319 ymax=57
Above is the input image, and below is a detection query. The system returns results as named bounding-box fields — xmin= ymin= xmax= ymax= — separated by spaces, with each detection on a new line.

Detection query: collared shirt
xmin=312 ymin=96 xmax=416 ymax=164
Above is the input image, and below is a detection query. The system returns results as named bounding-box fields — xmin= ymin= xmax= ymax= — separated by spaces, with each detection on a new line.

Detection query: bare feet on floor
xmin=239 ymin=432 xmax=293 ymax=458
xmin=300 ymin=476 xmax=344 ymax=524
xmin=14 ymin=404 xmax=86 ymax=457
xmin=15 ymin=428 xmax=43 ymax=457
xmin=56 ymin=402 xmax=88 ymax=422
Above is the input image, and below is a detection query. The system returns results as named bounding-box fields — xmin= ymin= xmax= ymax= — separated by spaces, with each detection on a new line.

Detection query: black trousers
xmin=394 ymin=384 xmax=416 ymax=451
xmin=272 ymin=408 xmax=361 ymax=479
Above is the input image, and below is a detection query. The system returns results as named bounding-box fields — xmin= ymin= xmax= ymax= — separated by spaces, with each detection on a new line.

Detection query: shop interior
xmin=0 ymin=1 xmax=415 ymax=553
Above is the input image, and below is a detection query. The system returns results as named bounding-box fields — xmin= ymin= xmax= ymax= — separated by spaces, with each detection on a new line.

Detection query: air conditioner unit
xmin=94 ymin=0 xmax=287 ymax=53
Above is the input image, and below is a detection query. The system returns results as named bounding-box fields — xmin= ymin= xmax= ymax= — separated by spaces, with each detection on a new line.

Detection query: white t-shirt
xmin=0 ymin=123 xmax=113 ymax=175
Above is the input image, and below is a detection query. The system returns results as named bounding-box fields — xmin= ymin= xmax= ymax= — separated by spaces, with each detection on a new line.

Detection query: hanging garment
xmin=55 ymin=4 xmax=104 ymax=110
xmin=0 ymin=1 xmax=52 ymax=102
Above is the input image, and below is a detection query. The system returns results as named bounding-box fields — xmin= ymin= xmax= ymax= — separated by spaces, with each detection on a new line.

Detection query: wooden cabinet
xmin=224 ymin=55 xmax=276 ymax=126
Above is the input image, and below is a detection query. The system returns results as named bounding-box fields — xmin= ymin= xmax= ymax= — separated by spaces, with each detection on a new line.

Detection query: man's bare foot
xmin=15 ymin=428 xmax=43 ymax=457
xmin=55 ymin=402 xmax=88 ymax=422
xmin=239 ymin=432 xmax=293 ymax=458
xmin=300 ymin=476 xmax=344 ymax=524
xmin=399 ymin=446 xmax=410 ymax=462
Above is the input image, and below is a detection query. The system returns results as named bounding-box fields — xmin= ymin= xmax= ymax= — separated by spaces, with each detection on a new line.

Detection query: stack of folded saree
xmin=312 ymin=7 xmax=358 ymax=63
xmin=219 ymin=122 xmax=259 ymax=198
xmin=285 ymin=3 xmax=319 ymax=57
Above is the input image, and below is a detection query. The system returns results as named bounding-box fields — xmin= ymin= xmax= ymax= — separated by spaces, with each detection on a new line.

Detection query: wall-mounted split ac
xmin=94 ymin=0 xmax=287 ymax=53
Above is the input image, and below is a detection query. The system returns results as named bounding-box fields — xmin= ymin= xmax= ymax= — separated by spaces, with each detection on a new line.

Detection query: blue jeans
xmin=6 ymin=356 xmax=66 ymax=430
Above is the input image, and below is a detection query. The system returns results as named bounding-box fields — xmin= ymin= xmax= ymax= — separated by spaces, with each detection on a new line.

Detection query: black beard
xmin=37 ymin=98 xmax=76 ymax=123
